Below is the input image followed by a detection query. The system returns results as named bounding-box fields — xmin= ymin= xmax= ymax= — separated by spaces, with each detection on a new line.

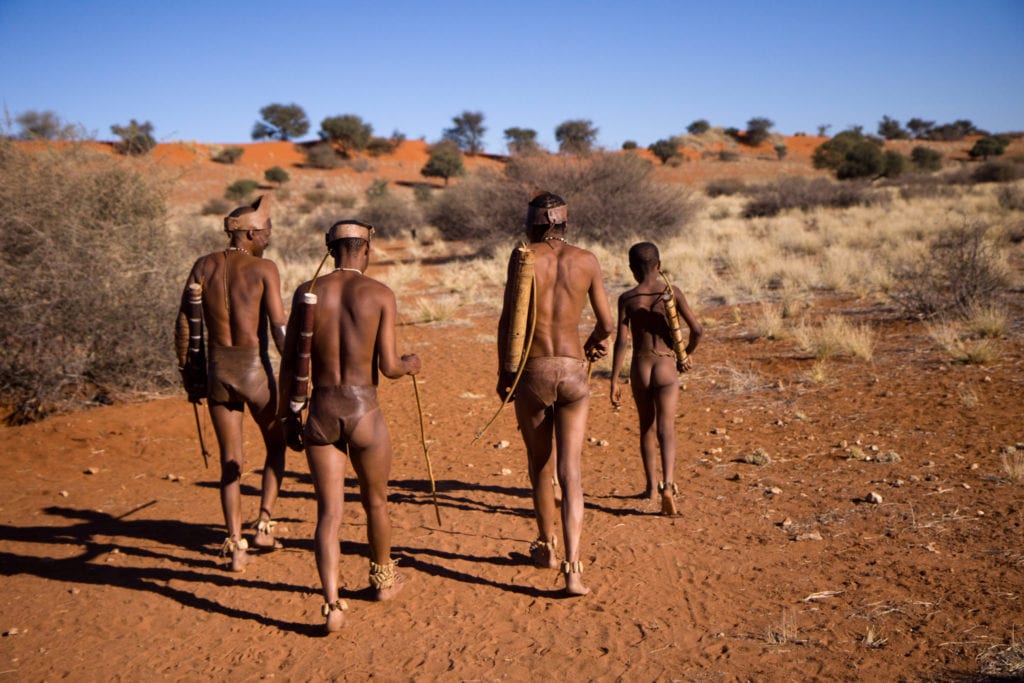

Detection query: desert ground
xmin=1 ymin=137 xmax=1022 ymax=681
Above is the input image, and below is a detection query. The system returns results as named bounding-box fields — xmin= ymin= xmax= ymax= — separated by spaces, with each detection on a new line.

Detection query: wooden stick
xmin=412 ymin=375 xmax=442 ymax=525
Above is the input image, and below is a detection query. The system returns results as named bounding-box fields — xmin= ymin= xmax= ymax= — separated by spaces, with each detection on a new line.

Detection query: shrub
xmin=972 ymin=160 xmax=1024 ymax=184
xmin=910 ymin=146 xmax=942 ymax=172
xmin=225 ymin=179 xmax=260 ymax=201
xmin=969 ymin=135 xmax=1010 ymax=160
xmin=421 ymin=140 xmax=465 ymax=186
xmin=705 ymin=178 xmax=745 ymax=198
xmin=16 ymin=110 xmax=79 ymax=140
xmin=621 ymin=140 xmax=638 ymax=150
xmin=356 ymin=194 xmax=424 ymax=238
xmin=200 ymin=198 xmax=232 ymax=215
xmin=443 ymin=111 xmax=486 ymax=155
xmin=212 ymin=146 xmax=245 ymax=164
xmin=741 ymin=177 xmax=884 ymax=217
xmin=774 ymin=144 xmax=787 ymax=160
xmin=837 ymin=140 xmax=884 ymax=179
xmin=427 ymin=152 xmax=699 ymax=246
xmin=718 ymin=150 xmax=740 ymax=162
xmin=997 ymin=185 xmax=1024 ymax=211
xmin=504 ymin=127 xmax=540 ymax=156
xmin=366 ymin=137 xmax=398 ymax=156
xmin=877 ymin=116 xmax=910 ymax=140
xmin=687 ymin=119 xmax=711 ymax=135
xmin=892 ymin=219 xmax=1006 ymax=317
xmin=744 ymin=117 xmax=774 ymax=147
xmin=0 ymin=139 xmax=178 ymax=422
xmin=555 ymin=119 xmax=598 ymax=155
xmin=320 ymin=114 xmax=373 ymax=155
xmin=366 ymin=178 xmax=389 ymax=200
xmin=264 ymin=166 xmax=290 ymax=185
xmin=303 ymin=142 xmax=340 ymax=169
xmin=881 ymin=150 xmax=908 ymax=178
xmin=110 ymin=119 xmax=156 ymax=156
xmin=648 ymin=138 xmax=680 ymax=164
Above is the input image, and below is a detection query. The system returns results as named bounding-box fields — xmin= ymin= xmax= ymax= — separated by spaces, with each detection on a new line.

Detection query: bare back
xmin=618 ymin=282 xmax=680 ymax=356
xmin=525 ymin=243 xmax=612 ymax=359
xmin=186 ymin=250 xmax=286 ymax=350
xmin=304 ymin=271 xmax=402 ymax=387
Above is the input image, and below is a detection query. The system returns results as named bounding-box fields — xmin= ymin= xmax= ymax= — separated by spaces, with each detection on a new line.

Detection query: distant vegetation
xmin=110 ymin=119 xmax=156 ymax=156
xmin=444 ymin=111 xmax=486 ymax=155
xmin=252 ymin=103 xmax=309 ymax=141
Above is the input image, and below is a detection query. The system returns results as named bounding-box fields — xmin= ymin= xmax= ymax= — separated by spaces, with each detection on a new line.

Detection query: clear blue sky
xmin=2 ymin=0 xmax=1022 ymax=152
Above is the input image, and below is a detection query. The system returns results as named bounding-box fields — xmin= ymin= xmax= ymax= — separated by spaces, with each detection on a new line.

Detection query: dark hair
xmin=328 ymin=236 xmax=367 ymax=257
xmin=529 ymin=192 xmax=567 ymax=210
xmin=628 ymin=242 xmax=660 ymax=270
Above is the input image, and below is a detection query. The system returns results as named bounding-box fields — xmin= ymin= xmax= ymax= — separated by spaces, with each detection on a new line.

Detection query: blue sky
xmin=2 ymin=0 xmax=1022 ymax=152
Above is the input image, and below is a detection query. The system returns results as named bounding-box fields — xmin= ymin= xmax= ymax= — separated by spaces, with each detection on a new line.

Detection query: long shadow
xmin=388 ymin=477 xmax=534 ymax=518
xmin=0 ymin=506 xmax=320 ymax=635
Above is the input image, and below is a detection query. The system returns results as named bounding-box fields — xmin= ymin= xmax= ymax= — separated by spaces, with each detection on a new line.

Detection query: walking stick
xmin=412 ymin=375 xmax=442 ymax=525
xmin=192 ymin=402 xmax=210 ymax=468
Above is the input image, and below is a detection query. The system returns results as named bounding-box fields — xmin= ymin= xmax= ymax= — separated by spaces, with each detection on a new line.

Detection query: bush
xmin=421 ymin=140 xmax=465 ymax=186
xmin=320 ymin=114 xmax=373 ymax=155
xmin=997 ymin=185 xmax=1024 ymax=211
xmin=366 ymin=137 xmax=398 ymax=156
xmin=264 ymin=166 xmax=290 ymax=185
xmin=356 ymin=194 xmax=424 ymax=238
xmin=648 ymin=138 xmax=680 ymax=164
xmin=687 ymin=119 xmax=710 ymax=135
xmin=303 ymin=142 xmax=340 ymax=169
xmin=774 ymin=144 xmax=787 ymax=160
xmin=972 ymin=160 xmax=1024 ymax=184
xmin=427 ymin=152 xmax=699 ymax=247
xmin=705 ymin=178 xmax=745 ymax=198
xmin=741 ymin=177 xmax=884 ymax=218
xmin=969 ymin=135 xmax=1010 ymax=160
xmin=744 ymin=117 xmax=774 ymax=147
xmin=718 ymin=150 xmax=740 ymax=162
xmin=252 ymin=103 xmax=309 ymax=141
xmin=225 ymin=179 xmax=260 ymax=201
xmin=910 ymin=146 xmax=942 ymax=172
xmin=110 ymin=119 xmax=156 ymax=156
xmin=836 ymin=140 xmax=884 ymax=179
xmin=621 ymin=140 xmax=638 ymax=150
xmin=0 ymin=139 xmax=178 ymax=422
xmin=881 ymin=150 xmax=908 ymax=178
xmin=554 ymin=119 xmax=598 ymax=155
xmin=212 ymin=146 xmax=245 ymax=164
xmin=200 ymin=198 xmax=232 ymax=215
xmin=892 ymin=219 xmax=1006 ymax=318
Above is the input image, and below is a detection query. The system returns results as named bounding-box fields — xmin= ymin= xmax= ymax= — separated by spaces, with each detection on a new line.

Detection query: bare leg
xmin=514 ymin=398 xmax=558 ymax=568
xmin=630 ymin=360 xmax=659 ymax=506
xmin=252 ymin=397 xmax=286 ymax=548
xmin=348 ymin=409 xmax=404 ymax=601
xmin=306 ymin=442 xmax=346 ymax=632
xmin=652 ymin=360 xmax=681 ymax=516
xmin=209 ymin=401 xmax=248 ymax=572
xmin=554 ymin=396 xmax=590 ymax=596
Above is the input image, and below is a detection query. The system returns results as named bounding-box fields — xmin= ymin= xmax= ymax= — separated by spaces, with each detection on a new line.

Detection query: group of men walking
xmin=175 ymin=191 xmax=701 ymax=632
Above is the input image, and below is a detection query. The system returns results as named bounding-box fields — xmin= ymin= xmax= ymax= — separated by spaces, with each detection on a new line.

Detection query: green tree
xmin=744 ymin=117 xmax=774 ymax=146
xmin=225 ymin=179 xmax=260 ymax=201
xmin=555 ymin=119 xmax=598 ymax=155
xmin=687 ymin=119 xmax=710 ymax=135
xmin=813 ymin=128 xmax=887 ymax=179
xmin=968 ymin=135 xmax=1009 ymax=160
xmin=881 ymin=150 xmax=908 ymax=177
xmin=264 ymin=166 xmax=290 ymax=186
xmin=504 ymin=127 xmax=539 ymax=156
xmin=15 ymin=110 xmax=78 ymax=140
xmin=878 ymin=115 xmax=910 ymax=140
xmin=320 ymin=114 xmax=373 ymax=155
xmin=252 ymin=103 xmax=309 ymax=141
xmin=621 ymin=140 xmax=638 ymax=150
xmin=906 ymin=118 xmax=934 ymax=139
xmin=648 ymin=138 xmax=680 ymax=164
xmin=110 ymin=119 xmax=156 ymax=156
xmin=421 ymin=140 xmax=465 ymax=186
xmin=444 ymin=111 xmax=486 ymax=155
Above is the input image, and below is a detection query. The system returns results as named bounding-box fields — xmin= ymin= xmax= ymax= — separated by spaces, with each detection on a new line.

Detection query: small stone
xmin=876 ymin=451 xmax=902 ymax=463
xmin=795 ymin=531 xmax=823 ymax=542
xmin=866 ymin=491 xmax=883 ymax=504
xmin=731 ymin=417 xmax=743 ymax=425
xmin=587 ymin=436 xmax=597 ymax=443
xmin=725 ymin=473 xmax=740 ymax=481
xmin=970 ymin=463 xmax=980 ymax=470
xmin=59 ymin=490 xmax=69 ymax=497
xmin=596 ymin=439 xmax=607 ymax=447
xmin=4 ymin=628 xmax=20 ymax=636
xmin=745 ymin=449 xmax=771 ymax=466
xmin=780 ymin=517 xmax=794 ymax=527
xmin=962 ymin=483 xmax=971 ymax=489
xmin=765 ymin=486 xmax=783 ymax=497
xmin=85 ymin=467 xmax=99 ymax=475
xmin=711 ymin=427 xmax=726 ymax=435
xmin=500 ymin=468 xmax=512 ymax=476
xmin=494 ymin=440 xmax=510 ymax=449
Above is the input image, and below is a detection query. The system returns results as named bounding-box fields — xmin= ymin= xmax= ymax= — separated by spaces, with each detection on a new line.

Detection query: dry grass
xmin=754 ymin=303 xmax=786 ymax=340
xmin=408 ymin=294 xmax=462 ymax=324
xmin=794 ymin=315 xmax=876 ymax=360
xmin=1000 ymin=445 xmax=1024 ymax=482
xmin=964 ymin=303 xmax=1008 ymax=339
xmin=927 ymin=320 xmax=1002 ymax=365
xmin=977 ymin=632 xmax=1024 ymax=678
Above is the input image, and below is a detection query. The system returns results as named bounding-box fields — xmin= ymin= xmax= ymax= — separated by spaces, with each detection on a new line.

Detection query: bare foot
xmin=529 ymin=537 xmax=559 ymax=569
xmin=252 ymin=518 xmax=282 ymax=550
xmin=322 ymin=599 xmax=347 ymax=634
xmin=660 ymin=482 xmax=679 ymax=517
xmin=561 ymin=560 xmax=590 ymax=596
xmin=221 ymin=536 xmax=249 ymax=573
xmin=370 ymin=560 xmax=405 ymax=602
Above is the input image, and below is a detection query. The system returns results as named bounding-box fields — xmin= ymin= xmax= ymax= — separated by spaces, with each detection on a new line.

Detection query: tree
xmin=504 ymin=127 xmax=539 ymax=156
xmin=906 ymin=118 xmax=934 ymax=139
xmin=817 ymin=124 xmax=832 ymax=137
xmin=969 ymin=135 xmax=1010 ymax=160
xmin=421 ymin=140 xmax=465 ymax=186
xmin=252 ymin=103 xmax=309 ymax=141
xmin=881 ymin=150 xmax=908 ymax=178
xmin=648 ymin=138 xmax=680 ymax=164
xmin=878 ymin=115 xmax=910 ymax=140
xmin=621 ymin=140 xmax=638 ymax=150
xmin=687 ymin=119 xmax=710 ymax=135
xmin=555 ymin=119 xmax=598 ymax=155
xmin=444 ymin=111 xmax=486 ymax=155
xmin=744 ymin=117 xmax=774 ymax=146
xmin=15 ymin=110 xmax=77 ymax=140
xmin=813 ymin=128 xmax=886 ymax=179
xmin=110 ymin=119 xmax=156 ymax=156
xmin=319 ymin=114 xmax=373 ymax=155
